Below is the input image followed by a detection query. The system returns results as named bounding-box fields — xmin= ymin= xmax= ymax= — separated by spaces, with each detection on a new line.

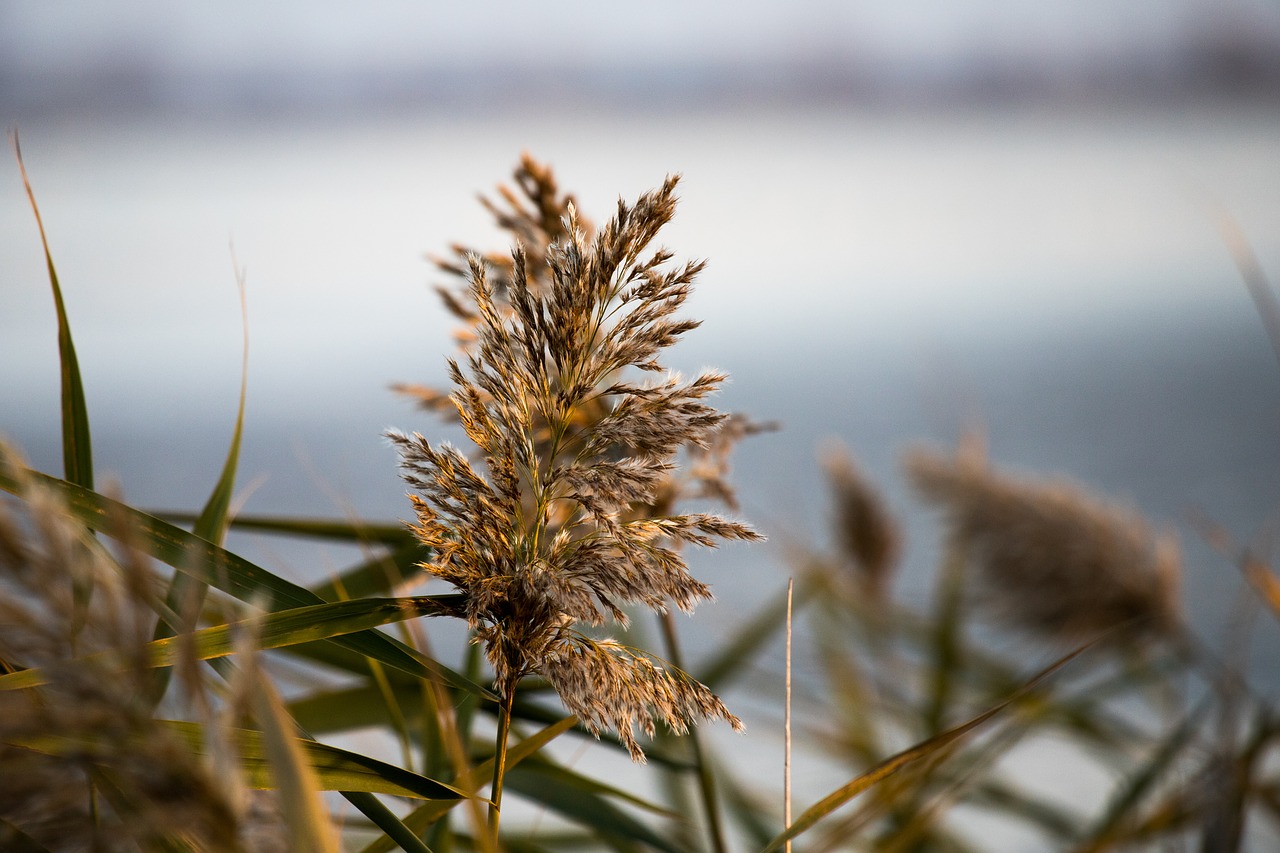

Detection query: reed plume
xmin=390 ymin=168 xmax=757 ymax=799
xmin=0 ymin=453 xmax=247 ymax=852
xmin=822 ymin=442 xmax=899 ymax=600
xmin=906 ymin=442 xmax=1181 ymax=643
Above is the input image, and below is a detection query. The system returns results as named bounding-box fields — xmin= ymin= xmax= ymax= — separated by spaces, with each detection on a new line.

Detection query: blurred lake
xmin=2 ymin=99 xmax=1279 ymax=680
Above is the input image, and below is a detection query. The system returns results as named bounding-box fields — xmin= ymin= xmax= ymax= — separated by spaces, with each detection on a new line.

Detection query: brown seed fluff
xmin=906 ymin=444 xmax=1181 ymax=643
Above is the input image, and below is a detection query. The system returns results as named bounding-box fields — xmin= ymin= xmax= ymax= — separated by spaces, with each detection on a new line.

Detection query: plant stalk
xmin=488 ymin=684 xmax=517 ymax=836
xmin=659 ymin=610 xmax=728 ymax=853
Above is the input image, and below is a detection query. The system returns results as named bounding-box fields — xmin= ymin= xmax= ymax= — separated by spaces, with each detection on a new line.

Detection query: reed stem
xmin=488 ymin=685 xmax=517 ymax=836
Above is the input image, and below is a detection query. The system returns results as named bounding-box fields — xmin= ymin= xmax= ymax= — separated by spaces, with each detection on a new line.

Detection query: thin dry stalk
xmin=785 ymin=576 xmax=794 ymax=853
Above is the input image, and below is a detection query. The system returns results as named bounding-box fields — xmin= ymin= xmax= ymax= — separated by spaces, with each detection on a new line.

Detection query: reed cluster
xmin=6 ymin=147 xmax=1280 ymax=851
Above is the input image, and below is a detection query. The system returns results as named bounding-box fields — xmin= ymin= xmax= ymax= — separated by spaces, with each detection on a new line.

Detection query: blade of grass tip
xmin=342 ymin=792 xmax=436 ymax=853
xmin=151 ymin=257 xmax=250 ymax=701
xmin=696 ymin=574 xmax=815 ymax=690
xmin=758 ymin=641 xmax=1098 ymax=853
xmin=1208 ymin=202 xmax=1280 ymax=369
xmin=0 ymin=456 xmax=493 ymax=700
xmin=13 ymin=131 xmax=93 ymax=491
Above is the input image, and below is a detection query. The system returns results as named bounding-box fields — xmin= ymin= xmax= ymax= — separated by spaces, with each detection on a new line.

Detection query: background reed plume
xmin=0 ymin=457 xmax=249 ymax=852
xmin=907 ymin=440 xmax=1182 ymax=643
xmin=389 ymin=167 xmax=759 ymax=829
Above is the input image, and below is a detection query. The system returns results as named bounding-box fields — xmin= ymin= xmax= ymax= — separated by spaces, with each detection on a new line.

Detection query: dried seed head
xmin=906 ymin=444 xmax=1181 ymax=643
xmin=0 ymin=451 xmax=245 ymax=852
xmin=391 ymin=168 xmax=759 ymax=757
xmin=822 ymin=442 xmax=899 ymax=599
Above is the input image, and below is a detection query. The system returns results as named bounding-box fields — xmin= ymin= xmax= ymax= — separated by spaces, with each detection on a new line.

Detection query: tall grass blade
xmin=0 ymin=596 xmax=463 ymax=691
xmin=7 ymin=721 xmax=467 ymax=801
xmin=13 ymin=132 xmax=93 ymax=490
xmin=171 ymin=721 xmax=467 ymax=800
xmin=159 ymin=512 xmax=414 ymax=546
xmin=758 ymin=642 xmax=1095 ymax=852
xmin=150 ymin=265 xmax=250 ymax=703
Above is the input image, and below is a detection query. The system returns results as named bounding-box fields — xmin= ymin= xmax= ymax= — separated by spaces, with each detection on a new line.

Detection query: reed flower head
xmin=391 ymin=173 xmax=758 ymax=760
xmin=822 ymin=442 xmax=899 ymax=599
xmin=0 ymin=454 xmax=245 ymax=852
xmin=906 ymin=443 xmax=1181 ymax=643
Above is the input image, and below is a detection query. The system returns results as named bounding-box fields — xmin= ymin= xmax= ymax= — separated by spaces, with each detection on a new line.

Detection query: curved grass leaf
xmin=0 ymin=455 xmax=493 ymax=700
xmin=4 ymin=723 xmax=462 ymax=802
xmin=759 ymin=642 xmax=1096 ymax=852
xmin=14 ymin=133 xmax=92 ymax=491
xmin=0 ymin=596 xmax=463 ymax=691
xmin=171 ymin=721 xmax=467 ymax=801
xmin=504 ymin=762 xmax=682 ymax=853
xmin=357 ymin=716 xmax=579 ymax=853
xmin=150 ymin=268 xmax=251 ymax=704
xmin=158 ymin=512 xmax=414 ymax=547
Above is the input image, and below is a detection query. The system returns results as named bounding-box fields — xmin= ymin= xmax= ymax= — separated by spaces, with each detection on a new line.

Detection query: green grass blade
xmin=0 ymin=455 xmax=492 ymax=699
xmin=156 ymin=512 xmax=414 ymax=546
xmin=1075 ymin=698 xmax=1212 ymax=850
xmin=342 ymin=792 xmax=436 ymax=853
xmin=504 ymin=762 xmax=682 ymax=853
xmin=356 ymin=716 xmax=579 ymax=853
xmin=0 ymin=596 xmax=463 ymax=691
xmin=150 ymin=269 xmax=251 ymax=704
xmin=758 ymin=642 xmax=1096 ymax=852
xmin=14 ymin=133 xmax=93 ymax=490
xmin=165 ymin=721 xmax=467 ymax=801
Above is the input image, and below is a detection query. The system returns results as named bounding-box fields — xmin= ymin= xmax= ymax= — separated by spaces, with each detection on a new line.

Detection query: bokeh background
xmin=3 ymin=8 xmax=1280 ymax=834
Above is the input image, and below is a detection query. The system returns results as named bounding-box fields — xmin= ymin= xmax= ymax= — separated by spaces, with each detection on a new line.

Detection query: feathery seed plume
xmin=391 ymin=169 xmax=758 ymax=761
xmin=906 ymin=443 xmax=1181 ymax=643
